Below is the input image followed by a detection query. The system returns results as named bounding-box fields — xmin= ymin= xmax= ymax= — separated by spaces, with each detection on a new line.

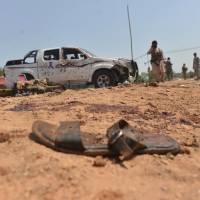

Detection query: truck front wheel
xmin=93 ymin=70 xmax=116 ymax=88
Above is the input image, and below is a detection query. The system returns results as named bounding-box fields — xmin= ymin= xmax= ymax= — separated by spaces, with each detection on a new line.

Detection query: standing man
xmin=182 ymin=63 xmax=188 ymax=80
xmin=193 ymin=53 xmax=200 ymax=80
xmin=147 ymin=40 xmax=165 ymax=82
xmin=165 ymin=57 xmax=173 ymax=81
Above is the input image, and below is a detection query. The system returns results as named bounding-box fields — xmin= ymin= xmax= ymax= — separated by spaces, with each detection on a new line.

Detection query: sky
xmin=0 ymin=0 xmax=200 ymax=72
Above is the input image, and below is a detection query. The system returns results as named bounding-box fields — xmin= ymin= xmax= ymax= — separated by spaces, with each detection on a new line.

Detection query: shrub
xmin=0 ymin=68 xmax=4 ymax=76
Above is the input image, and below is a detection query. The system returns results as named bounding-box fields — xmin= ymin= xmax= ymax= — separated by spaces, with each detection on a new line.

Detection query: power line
xmin=134 ymin=45 xmax=200 ymax=60
xmin=134 ymin=53 xmax=147 ymax=60
xmin=166 ymin=46 xmax=200 ymax=54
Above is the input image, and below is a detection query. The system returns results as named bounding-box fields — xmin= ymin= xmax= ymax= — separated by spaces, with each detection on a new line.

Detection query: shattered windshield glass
xmin=80 ymin=48 xmax=96 ymax=57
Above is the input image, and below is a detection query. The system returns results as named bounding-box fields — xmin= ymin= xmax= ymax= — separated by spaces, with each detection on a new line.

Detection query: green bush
xmin=188 ymin=71 xmax=194 ymax=78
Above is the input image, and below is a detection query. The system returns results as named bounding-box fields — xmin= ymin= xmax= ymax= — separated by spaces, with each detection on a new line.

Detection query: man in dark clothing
xmin=165 ymin=57 xmax=173 ymax=81
xmin=182 ymin=63 xmax=188 ymax=80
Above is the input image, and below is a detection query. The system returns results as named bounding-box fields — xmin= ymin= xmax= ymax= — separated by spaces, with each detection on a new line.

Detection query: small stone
xmin=0 ymin=133 xmax=10 ymax=143
xmin=180 ymin=147 xmax=191 ymax=154
xmin=93 ymin=156 xmax=106 ymax=167
xmin=160 ymin=186 xmax=168 ymax=192
xmin=166 ymin=153 xmax=175 ymax=160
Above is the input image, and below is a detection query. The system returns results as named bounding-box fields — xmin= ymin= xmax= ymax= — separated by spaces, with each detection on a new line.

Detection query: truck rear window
xmin=44 ymin=49 xmax=59 ymax=60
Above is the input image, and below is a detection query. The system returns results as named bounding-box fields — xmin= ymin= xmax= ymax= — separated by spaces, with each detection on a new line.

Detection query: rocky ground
xmin=0 ymin=79 xmax=200 ymax=200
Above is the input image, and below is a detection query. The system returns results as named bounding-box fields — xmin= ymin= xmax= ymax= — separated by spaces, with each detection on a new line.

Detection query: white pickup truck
xmin=4 ymin=47 xmax=138 ymax=88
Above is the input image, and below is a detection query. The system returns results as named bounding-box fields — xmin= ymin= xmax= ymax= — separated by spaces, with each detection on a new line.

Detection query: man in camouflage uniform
xmin=165 ymin=57 xmax=173 ymax=81
xmin=193 ymin=53 xmax=200 ymax=80
xmin=147 ymin=40 xmax=165 ymax=82
xmin=182 ymin=63 xmax=188 ymax=80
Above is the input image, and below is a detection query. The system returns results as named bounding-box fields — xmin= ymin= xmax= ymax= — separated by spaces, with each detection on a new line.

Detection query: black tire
xmin=93 ymin=70 xmax=116 ymax=88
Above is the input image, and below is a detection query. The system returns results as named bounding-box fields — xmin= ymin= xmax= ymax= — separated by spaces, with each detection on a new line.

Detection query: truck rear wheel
xmin=93 ymin=70 xmax=116 ymax=88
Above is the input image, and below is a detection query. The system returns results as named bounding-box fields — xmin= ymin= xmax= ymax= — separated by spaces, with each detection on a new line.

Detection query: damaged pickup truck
xmin=4 ymin=47 xmax=138 ymax=88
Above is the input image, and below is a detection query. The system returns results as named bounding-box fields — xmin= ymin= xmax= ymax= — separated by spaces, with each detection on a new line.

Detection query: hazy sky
xmin=0 ymin=0 xmax=200 ymax=72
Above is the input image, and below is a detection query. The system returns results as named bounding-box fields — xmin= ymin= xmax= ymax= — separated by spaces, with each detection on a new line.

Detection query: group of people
xmin=147 ymin=40 xmax=200 ymax=82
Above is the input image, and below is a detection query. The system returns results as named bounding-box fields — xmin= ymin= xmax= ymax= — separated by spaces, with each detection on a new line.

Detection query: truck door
xmin=59 ymin=48 xmax=91 ymax=82
xmin=39 ymin=48 xmax=61 ymax=83
xmin=23 ymin=50 xmax=38 ymax=79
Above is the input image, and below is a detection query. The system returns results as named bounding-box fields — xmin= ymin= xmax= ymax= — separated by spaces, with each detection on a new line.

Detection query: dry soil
xmin=0 ymin=79 xmax=200 ymax=200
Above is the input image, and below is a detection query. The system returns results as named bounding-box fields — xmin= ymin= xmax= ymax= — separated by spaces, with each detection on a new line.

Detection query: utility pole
xmin=127 ymin=5 xmax=133 ymax=61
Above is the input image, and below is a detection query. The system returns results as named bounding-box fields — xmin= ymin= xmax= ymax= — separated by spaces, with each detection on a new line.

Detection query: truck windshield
xmin=80 ymin=48 xmax=96 ymax=57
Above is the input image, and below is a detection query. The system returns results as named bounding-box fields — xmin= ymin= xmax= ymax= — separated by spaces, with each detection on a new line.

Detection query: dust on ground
xmin=0 ymin=79 xmax=200 ymax=200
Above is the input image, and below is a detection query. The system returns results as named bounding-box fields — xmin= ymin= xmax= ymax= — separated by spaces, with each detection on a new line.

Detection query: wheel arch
xmin=21 ymin=73 xmax=35 ymax=80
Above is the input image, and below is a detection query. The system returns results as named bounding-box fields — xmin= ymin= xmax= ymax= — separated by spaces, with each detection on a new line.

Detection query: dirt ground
xmin=0 ymin=79 xmax=200 ymax=200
